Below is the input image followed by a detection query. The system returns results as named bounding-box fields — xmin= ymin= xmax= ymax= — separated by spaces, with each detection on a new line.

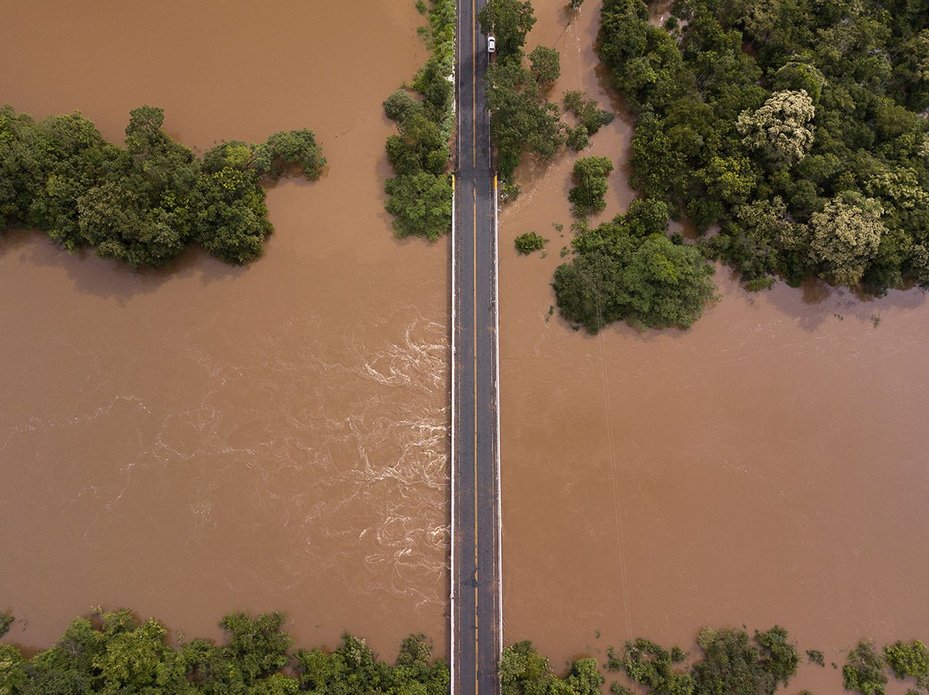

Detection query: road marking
xmin=472 ymin=187 xmax=479 ymax=693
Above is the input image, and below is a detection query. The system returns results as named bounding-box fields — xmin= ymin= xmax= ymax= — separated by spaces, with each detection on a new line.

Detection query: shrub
xmin=514 ymin=231 xmax=547 ymax=254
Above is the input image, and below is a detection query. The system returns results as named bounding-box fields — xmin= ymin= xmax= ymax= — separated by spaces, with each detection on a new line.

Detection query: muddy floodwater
xmin=0 ymin=2 xmax=448 ymax=654
xmin=501 ymin=2 xmax=929 ymax=692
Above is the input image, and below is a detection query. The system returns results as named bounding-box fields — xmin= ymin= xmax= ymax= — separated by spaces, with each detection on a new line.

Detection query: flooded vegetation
xmin=500 ymin=1 xmax=929 ymax=693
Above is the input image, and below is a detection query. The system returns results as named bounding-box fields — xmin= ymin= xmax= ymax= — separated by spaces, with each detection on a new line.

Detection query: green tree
xmin=478 ymin=0 xmax=536 ymax=61
xmin=487 ymin=61 xmax=566 ymax=177
xmin=737 ymin=90 xmax=816 ymax=166
xmin=809 ymin=193 xmax=885 ymax=286
xmin=843 ymin=642 xmax=887 ymax=695
xmin=218 ymin=612 xmax=292 ymax=686
xmin=529 ymin=46 xmax=561 ymax=86
xmin=554 ymin=200 xmax=716 ymax=332
xmin=569 ymin=156 xmax=614 ymax=218
xmin=385 ymin=173 xmax=453 ymax=241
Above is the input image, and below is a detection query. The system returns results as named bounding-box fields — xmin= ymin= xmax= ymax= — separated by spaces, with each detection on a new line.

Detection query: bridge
xmin=449 ymin=0 xmax=501 ymax=692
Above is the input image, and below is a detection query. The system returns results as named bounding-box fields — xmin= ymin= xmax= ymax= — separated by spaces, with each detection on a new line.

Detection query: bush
xmin=884 ymin=641 xmax=929 ymax=690
xmin=514 ymin=231 xmax=547 ymax=254
xmin=843 ymin=642 xmax=887 ymax=695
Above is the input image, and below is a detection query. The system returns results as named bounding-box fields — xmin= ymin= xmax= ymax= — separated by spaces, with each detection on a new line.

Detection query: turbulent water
xmin=0 ymin=1 xmax=449 ymax=655
xmin=500 ymin=2 xmax=929 ymax=692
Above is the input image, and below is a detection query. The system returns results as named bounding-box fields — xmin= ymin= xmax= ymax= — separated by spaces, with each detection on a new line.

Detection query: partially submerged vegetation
xmin=598 ymin=0 xmax=929 ymax=296
xmin=514 ymin=231 xmax=548 ymax=255
xmin=0 ymin=610 xmax=447 ymax=693
xmin=383 ymin=0 xmax=454 ymax=241
xmin=0 ymin=105 xmax=324 ymax=268
xmin=502 ymin=629 xmax=929 ymax=695
xmin=3 ymin=613 xmax=928 ymax=695
xmin=554 ymin=199 xmax=716 ymax=332
xmin=569 ymin=156 xmax=615 ymax=218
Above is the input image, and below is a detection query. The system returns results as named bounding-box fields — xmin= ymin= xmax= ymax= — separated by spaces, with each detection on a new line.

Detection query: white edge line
xmin=493 ymin=173 xmax=503 ymax=663
xmin=449 ymin=1 xmax=459 ymax=690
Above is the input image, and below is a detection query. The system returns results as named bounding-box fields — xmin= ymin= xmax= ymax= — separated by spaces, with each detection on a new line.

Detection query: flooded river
xmin=500 ymin=2 xmax=929 ymax=692
xmin=0 ymin=1 xmax=448 ymax=655
xmin=3 ymin=1 xmax=929 ymax=690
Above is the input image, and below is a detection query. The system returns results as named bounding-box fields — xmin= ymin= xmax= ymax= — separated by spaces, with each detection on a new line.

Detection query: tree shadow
xmin=3 ymin=227 xmax=249 ymax=303
xmin=762 ymin=274 xmax=928 ymax=331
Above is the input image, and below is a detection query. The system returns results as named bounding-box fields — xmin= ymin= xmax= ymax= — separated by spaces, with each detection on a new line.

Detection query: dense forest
xmin=382 ymin=0 xmax=455 ymax=241
xmin=0 ymin=611 xmax=447 ymax=694
xmin=0 ymin=105 xmax=325 ymax=268
xmin=599 ymin=0 xmax=929 ymax=295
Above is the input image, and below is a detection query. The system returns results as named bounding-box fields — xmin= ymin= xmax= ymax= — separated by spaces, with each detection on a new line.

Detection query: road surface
xmin=450 ymin=0 xmax=501 ymax=692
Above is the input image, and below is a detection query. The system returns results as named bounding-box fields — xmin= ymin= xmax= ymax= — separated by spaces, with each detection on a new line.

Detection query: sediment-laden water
xmin=500 ymin=2 xmax=929 ymax=692
xmin=0 ymin=1 xmax=449 ymax=655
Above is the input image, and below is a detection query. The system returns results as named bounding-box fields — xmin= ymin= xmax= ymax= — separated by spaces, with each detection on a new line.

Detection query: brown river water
xmin=2 ymin=1 xmax=929 ymax=691
xmin=0 ymin=1 xmax=449 ymax=656
xmin=500 ymin=2 xmax=929 ymax=693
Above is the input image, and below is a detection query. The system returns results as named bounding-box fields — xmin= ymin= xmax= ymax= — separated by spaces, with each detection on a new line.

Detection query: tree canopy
xmin=553 ymin=199 xmax=717 ymax=332
xmin=383 ymin=0 xmax=455 ymax=240
xmin=598 ymin=0 xmax=929 ymax=295
xmin=0 ymin=105 xmax=325 ymax=268
xmin=0 ymin=610 xmax=448 ymax=694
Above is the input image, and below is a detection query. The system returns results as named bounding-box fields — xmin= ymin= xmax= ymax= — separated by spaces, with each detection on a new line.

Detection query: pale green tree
xmin=809 ymin=194 xmax=885 ymax=286
xmin=737 ymin=89 xmax=815 ymax=165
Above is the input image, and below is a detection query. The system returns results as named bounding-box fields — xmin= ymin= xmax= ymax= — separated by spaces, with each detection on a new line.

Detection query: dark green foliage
xmin=691 ymin=627 xmax=799 ymax=695
xmin=553 ymin=199 xmax=716 ymax=332
xmin=843 ymin=642 xmax=887 ymax=695
xmin=478 ymin=0 xmax=537 ymax=61
xmin=385 ymin=172 xmax=454 ymax=241
xmin=487 ymin=60 xmax=566 ymax=179
xmin=254 ymin=130 xmax=325 ymax=180
xmin=0 ymin=614 xmax=11 ymax=638
xmin=384 ymin=89 xmax=422 ymax=123
xmin=607 ymin=638 xmax=695 ymax=694
xmin=514 ymin=231 xmax=548 ymax=254
xmin=563 ymin=91 xmax=614 ymax=137
xmin=0 ymin=105 xmax=324 ymax=268
xmin=807 ymin=649 xmax=825 ymax=667
xmin=597 ymin=0 xmax=929 ymax=295
xmin=883 ymin=640 xmax=929 ymax=690
xmin=569 ymin=156 xmax=614 ymax=218
xmin=500 ymin=641 xmax=604 ymax=695
xmin=0 ymin=610 xmax=448 ymax=694
xmin=383 ymin=0 xmax=454 ymax=240
xmin=529 ymin=46 xmax=562 ymax=86
xmin=567 ymin=126 xmax=591 ymax=152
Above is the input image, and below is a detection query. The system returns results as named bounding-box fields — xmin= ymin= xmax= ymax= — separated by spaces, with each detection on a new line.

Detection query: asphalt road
xmin=450 ymin=0 xmax=500 ymax=692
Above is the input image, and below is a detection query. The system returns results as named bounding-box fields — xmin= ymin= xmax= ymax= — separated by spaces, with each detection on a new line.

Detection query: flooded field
xmin=500 ymin=1 xmax=929 ymax=692
xmin=0 ymin=2 xmax=449 ymax=654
